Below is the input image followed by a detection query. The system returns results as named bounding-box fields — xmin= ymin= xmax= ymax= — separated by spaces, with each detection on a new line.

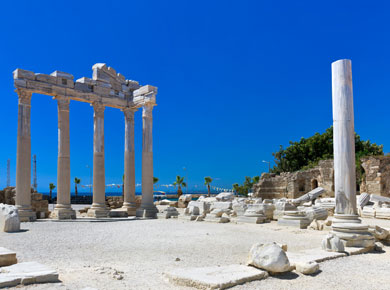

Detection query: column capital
xmin=16 ymin=89 xmax=32 ymax=105
xmin=122 ymin=107 xmax=137 ymax=122
xmin=55 ymin=96 xmax=70 ymax=111
xmin=92 ymin=102 xmax=105 ymax=118
xmin=142 ymin=103 xmax=155 ymax=119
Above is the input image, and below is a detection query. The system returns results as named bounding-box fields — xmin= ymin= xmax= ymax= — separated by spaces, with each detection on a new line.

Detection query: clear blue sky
xmin=0 ymin=1 xmax=389 ymax=193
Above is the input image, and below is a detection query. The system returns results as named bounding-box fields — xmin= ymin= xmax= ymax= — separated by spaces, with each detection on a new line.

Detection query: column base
xmin=16 ymin=206 xmax=36 ymax=222
xmin=87 ymin=203 xmax=109 ymax=218
xmin=121 ymin=202 xmax=137 ymax=216
xmin=136 ymin=204 xmax=158 ymax=219
xmin=330 ymin=214 xmax=375 ymax=248
xmin=50 ymin=205 xmax=76 ymax=220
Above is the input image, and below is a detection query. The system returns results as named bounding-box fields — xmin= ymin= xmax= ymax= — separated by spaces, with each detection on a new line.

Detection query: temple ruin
xmin=13 ymin=63 xmax=158 ymax=221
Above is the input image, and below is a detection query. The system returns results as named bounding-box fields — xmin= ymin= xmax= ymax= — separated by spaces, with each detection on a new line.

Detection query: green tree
xmin=49 ymin=183 xmax=56 ymax=201
xmin=204 ymin=176 xmax=213 ymax=197
xmin=153 ymin=177 xmax=159 ymax=185
xmin=173 ymin=176 xmax=186 ymax=198
xmin=271 ymin=126 xmax=383 ymax=175
xmin=232 ymin=176 xmax=260 ymax=196
xmin=74 ymin=177 xmax=81 ymax=197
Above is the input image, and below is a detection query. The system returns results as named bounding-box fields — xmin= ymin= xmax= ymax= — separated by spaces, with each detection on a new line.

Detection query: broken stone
xmin=0 ymin=204 xmax=20 ymax=232
xmin=215 ymin=192 xmax=234 ymax=202
xmin=368 ymin=225 xmax=389 ymax=241
xmin=0 ymin=262 xmax=59 ymax=288
xmin=0 ymin=247 xmax=17 ymax=267
xmin=247 ymin=243 xmax=291 ymax=273
xmin=358 ymin=193 xmax=370 ymax=208
xmin=163 ymin=264 xmax=268 ymax=289
xmin=321 ymin=234 xmax=345 ymax=252
xmin=295 ymin=261 xmax=320 ymax=275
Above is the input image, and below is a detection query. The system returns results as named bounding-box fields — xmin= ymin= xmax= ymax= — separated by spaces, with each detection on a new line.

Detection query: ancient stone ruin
xmin=13 ymin=63 xmax=158 ymax=221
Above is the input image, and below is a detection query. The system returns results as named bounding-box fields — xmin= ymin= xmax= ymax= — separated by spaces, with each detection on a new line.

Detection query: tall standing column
xmin=51 ymin=97 xmax=76 ymax=219
xmin=327 ymin=59 xmax=373 ymax=248
xmin=15 ymin=89 xmax=36 ymax=222
xmin=136 ymin=104 xmax=158 ymax=218
xmin=87 ymin=102 xmax=109 ymax=218
xmin=121 ymin=108 xmax=137 ymax=215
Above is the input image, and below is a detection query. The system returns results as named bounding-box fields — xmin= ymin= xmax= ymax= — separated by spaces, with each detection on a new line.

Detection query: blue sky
xmin=0 ymin=1 xmax=389 ymax=193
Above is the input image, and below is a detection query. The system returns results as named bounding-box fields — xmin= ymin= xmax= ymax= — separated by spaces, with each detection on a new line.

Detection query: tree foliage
xmin=271 ymin=126 xmax=384 ymax=174
xmin=232 ymin=176 xmax=260 ymax=197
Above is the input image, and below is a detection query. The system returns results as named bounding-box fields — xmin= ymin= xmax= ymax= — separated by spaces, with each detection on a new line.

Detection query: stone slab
xmin=163 ymin=264 xmax=268 ymax=289
xmin=286 ymin=248 xmax=346 ymax=266
xmin=237 ymin=216 xmax=267 ymax=224
xmin=0 ymin=261 xmax=59 ymax=288
xmin=0 ymin=247 xmax=17 ymax=267
xmin=108 ymin=209 xmax=129 ymax=218
xmin=277 ymin=218 xmax=310 ymax=229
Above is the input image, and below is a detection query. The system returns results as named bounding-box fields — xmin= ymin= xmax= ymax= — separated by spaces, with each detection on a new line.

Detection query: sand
xmin=1 ymin=212 xmax=390 ymax=290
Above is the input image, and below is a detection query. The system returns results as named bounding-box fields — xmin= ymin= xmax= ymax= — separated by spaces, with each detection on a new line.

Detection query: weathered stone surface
xmin=210 ymin=202 xmax=232 ymax=211
xmin=232 ymin=202 xmax=247 ymax=216
xmin=361 ymin=206 xmax=376 ymax=218
xmin=292 ymin=187 xmax=325 ymax=205
xmin=179 ymin=194 xmax=192 ymax=203
xmin=303 ymin=206 xmax=328 ymax=222
xmin=247 ymin=243 xmax=291 ymax=273
xmin=357 ymin=193 xmax=370 ymax=208
xmin=0 ymin=247 xmax=17 ymax=267
xmin=321 ymin=234 xmax=345 ymax=252
xmin=215 ymin=192 xmax=234 ymax=202
xmin=278 ymin=211 xmax=310 ymax=229
xmin=295 ymin=261 xmax=320 ymax=275
xmin=0 ymin=262 xmax=59 ymax=288
xmin=164 ymin=264 xmax=268 ymax=290
xmin=0 ymin=204 xmax=20 ymax=232
xmin=375 ymin=206 xmax=390 ymax=219
xmin=368 ymin=225 xmax=389 ymax=240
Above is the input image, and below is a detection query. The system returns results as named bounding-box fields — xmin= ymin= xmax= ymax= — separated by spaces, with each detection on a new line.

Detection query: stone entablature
xmin=13 ymin=63 xmax=156 ymax=109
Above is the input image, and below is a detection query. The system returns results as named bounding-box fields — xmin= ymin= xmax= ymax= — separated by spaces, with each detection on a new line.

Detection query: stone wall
xmin=253 ymin=160 xmax=334 ymax=199
xmin=253 ymin=157 xmax=390 ymax=200
xmin=360 ymin=156 xmax=390 ymax=198
xmin=0 ymin=187 xmax=16 ymax=205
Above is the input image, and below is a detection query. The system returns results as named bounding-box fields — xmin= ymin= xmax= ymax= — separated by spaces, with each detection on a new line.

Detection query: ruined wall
xmin=361 ymin=156 xmax=390 ymax=197
xmin=253 ymin=160 xmax=334 ymax=199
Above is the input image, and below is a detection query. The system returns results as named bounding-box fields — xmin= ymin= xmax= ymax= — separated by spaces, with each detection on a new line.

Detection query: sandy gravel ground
xmin=1 ymin=212 xmax=390 ymax=290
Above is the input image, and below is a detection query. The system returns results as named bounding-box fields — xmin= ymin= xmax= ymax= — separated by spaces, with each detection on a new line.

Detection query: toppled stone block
xmin=295 ymin=261 xmax=320 ymax=275
xmin=163 ymin=264 xmax=268 ymax=290
xmin=0 ymin=204 xmax=20 ymax=232
xmin=292 ymin=187 xmax=324 ymax=206
xmin=368 ymin=225 xmax=389 ymax=241
xmin=247 ymin=243 xmax=291 ymax=273
xmin=215 ymin=192 xmax=234 ymax=202
xmin=0 ymin=261 xmax=59 ymax=288
xmin=358 ymin=193 xmax=370 ymax=208
xmin=0 ymin=247 xmax=17 ymax=267
xmin=321 ymin=234 xmax=345 ymax=252
xmin=210 ymin=202 xmax=232 ymax=211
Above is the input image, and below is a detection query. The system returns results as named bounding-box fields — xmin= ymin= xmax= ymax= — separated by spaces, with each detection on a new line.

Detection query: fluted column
xmin=328 ymin=59 xmax=374 ymax=248
xmin=87 ymin=102 xmax=109 ymax=218
xmin=15 ymin=89 xmax=36 ymax=222
xmin=121 ymin=108 xmax=137 ymax=215
xmin=51 ymin=97 xmax=76 ymax=219
xmin=136 ymin=104 xmax=158 ymax=218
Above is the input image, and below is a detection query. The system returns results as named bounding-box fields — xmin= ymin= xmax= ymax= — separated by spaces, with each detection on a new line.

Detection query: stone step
xmin=0 ymin=261 xmax=59 ymax=288
xmin=0 ymin=247 xmax=17 ymax=267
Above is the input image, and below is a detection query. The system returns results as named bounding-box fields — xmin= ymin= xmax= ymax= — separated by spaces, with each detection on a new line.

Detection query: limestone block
xmin=163 ymin=264 xmax=268 ymax=289
xmin=358 ymin=193 xmax=370 ymax=208
xmin=133 ymin=85 xmax=157 ymax=97
xmin=34 ymin=73 xmax=57 ymax=85
xmin=237 ymin=216 xmax=266 ymax=224
xmin=179 ymin=194 xmax=192 ymax=203
xmin=247 ymin=243 xmax=291 ymax=273
xmin=0 ymin=262 xmax=59 ymax=288
xmin=210 ymin=202 xmax=232 ymax=211
xmin=13 ymin=68 xmax=35 ymax=80
xmin=278 ymin=211 xmax=310 ymax=229
xmin=74 ymin=82 xmax=93 ymax=93
xmin=361 ymin=206 xmax=376 ymax=218
xmin=188 ymin=201 xmax=210 ymax=215
xmin=303 ymin=207 xmax=328 ymax=222
xmin=0 ymin=204 xmax=20 ymax=232
xmin=375 ymin=207 xmax=390 ymax=219
xmin=232 ymin=202 xmax=247 ymax=216
xmin=321 ymin=234 xmax=345 ymax=252
xmin=368 ymin=225 xmax=389 ymax=241
xmin=0 ymin=247 xmax=17 ymax=267
xmin=295 ymin=261 xmax=320 ymax=275
xmin=215 ymin=192 xmax=234 ymax=202
xmin=185 ymin=206 xmax=200 ymax=216
xmin=292 ymin=187 xmax=324 ymax=205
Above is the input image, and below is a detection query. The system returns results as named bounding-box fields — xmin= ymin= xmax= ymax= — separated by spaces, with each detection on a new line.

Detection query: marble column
xmin=87 ymin=102 xmax=109 ymax=218
xmin=136 ymin=104 xmax=158 ymax=218
xmin=15 ymin=89 xmax=36 ymax=222
xmin=329 ymin=59 xmax=373 ymax=248
xmin=51 ymin=97 xmax=76 ymax=219
xmin=121 ymin=108 xmax=137 ymax=215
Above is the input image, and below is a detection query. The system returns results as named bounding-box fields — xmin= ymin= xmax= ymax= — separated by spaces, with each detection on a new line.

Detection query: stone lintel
xmin=50 ymin=70 xmax=74 ymax=80
xmin=133 ymin=85 xmax=157 ymax=97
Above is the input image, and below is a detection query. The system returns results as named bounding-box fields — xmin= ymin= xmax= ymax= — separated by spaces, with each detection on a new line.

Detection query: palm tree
xmin=173 ymin=176 xmax=186 ymax=198
xmin=49 ymin=183 xmax=56 ymax=202
xmin=204 ymin=176 xmax=212 ymax=197
xmin=232 ymin=183 xmax=240 ymax=194
xmin=74 ymin=177 xmax=81 ymax=197
xmin=153 ymin=177 xmax=159 ymax=190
